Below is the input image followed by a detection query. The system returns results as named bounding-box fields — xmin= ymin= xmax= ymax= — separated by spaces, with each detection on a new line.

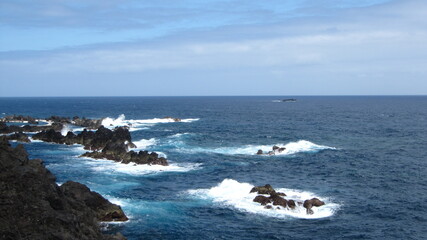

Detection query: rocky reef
xmin=0 ymin=137 xmax=127 ymax=240
xmin=1 ymin=114 xmax=169 ymax=166
xmin=251 ymin=184 xmax=325 ymax=214
xmin=33 ymin=126 xmax=168 ymax=166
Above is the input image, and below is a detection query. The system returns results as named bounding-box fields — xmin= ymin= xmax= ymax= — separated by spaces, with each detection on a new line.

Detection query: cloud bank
xmin=0 ymin=0 xmax=426 ymax=96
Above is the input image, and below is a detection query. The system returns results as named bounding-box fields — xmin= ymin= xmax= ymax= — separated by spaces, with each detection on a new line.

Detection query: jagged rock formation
xmin=0 ymin=138 xmax=127 ymax=240
xmin=251 ymin=184 xmax=324 ymax=213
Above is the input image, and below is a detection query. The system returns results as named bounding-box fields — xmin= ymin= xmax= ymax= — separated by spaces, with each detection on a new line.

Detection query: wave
xmin=101 ymin=114 xmax=199 ymax=131
xmin=82 ymin=157 xmax=202 ymax=176
xmin=60 ymin=124 xmax=72 ymax=136
xmin=175 ymin=140 xmax=335 ymax=156
xmin=133 ymin=138 xmax=157 ymax=150
xmin=188 ymin=179 xmax=339 ymax=219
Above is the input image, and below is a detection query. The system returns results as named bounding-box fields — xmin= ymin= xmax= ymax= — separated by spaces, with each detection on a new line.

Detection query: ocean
xmin=1 ymin=96 xmax=426 ymax=239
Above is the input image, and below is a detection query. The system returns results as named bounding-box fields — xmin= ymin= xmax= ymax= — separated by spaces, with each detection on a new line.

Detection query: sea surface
xmin=1 ymin=96 xmax=426 ymax=240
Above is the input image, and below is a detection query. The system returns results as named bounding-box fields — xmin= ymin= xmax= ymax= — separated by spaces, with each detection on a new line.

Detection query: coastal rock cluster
xmin=32 ymin=126 xmax=168 ymax=166
xmin=1 ymin=115 xmax=168 ymax=166
xmin=251 ymin=184 xmax=325 ymax=214
xmin=0 ymin=138 xmax=127 ymax=240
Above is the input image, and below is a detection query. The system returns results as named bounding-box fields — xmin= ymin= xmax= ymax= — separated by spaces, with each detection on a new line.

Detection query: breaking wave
xmin=175 ymin=140 xmax=335 ymax=156
xmin=188 ymin=179 xmax=339 ymax=219
xmin=82 ymin=157 xmax=202 ymax=176
xmin=101 ymin=114 xmax=199 ymax=131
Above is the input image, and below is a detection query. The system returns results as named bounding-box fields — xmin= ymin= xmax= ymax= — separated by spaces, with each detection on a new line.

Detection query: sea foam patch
xmin=101 ymin=114 xmax=199 ymax=131
xmin=82 ymin=157 xmax=202 ymax=176
xmin=188 ymin=179 xmax=339 ymax=219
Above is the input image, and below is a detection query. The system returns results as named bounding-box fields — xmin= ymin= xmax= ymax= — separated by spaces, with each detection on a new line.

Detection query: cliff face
xmin=0 ymin=137 xmax=127 ymax=240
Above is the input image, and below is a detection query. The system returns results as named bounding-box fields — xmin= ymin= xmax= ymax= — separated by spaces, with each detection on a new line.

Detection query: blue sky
xmin=1 ymin=0 xmax=426 ymax=96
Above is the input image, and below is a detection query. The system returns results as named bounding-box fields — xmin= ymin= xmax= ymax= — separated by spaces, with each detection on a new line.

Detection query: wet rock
xmin=250 ymin=184 xmax=276 ymax=195
xmin=60 ymin=181 xmax=128 ymax=222
xmin=287 ymin=199 xmax=296 ymax=209
xmin=253 ymin=195 xmax=271 ymax=205
xmin=163 ymin=116 xmax=181 ymax=122
xmin=270 ymin=194 xmax=287 ymax=208
xmin=0 ymin=138 xmax=127 ymax=239
xmin=303 ymin=198 xmax=325 ymax=215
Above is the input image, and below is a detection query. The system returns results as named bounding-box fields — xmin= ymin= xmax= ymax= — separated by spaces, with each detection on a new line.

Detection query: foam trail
xmin=101 ymin=114 xmax=199 ymax=131
xmin=188 ymin=179 xmax=339 ymax=219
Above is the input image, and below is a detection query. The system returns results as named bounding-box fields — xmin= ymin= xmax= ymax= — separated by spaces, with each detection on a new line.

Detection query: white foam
xmin=179 ymin=140 xmax=335 ymax=156
xmin=188 ymin=179 xmax=339 ymax=219
xmin=169 ymin=133 xmax=192 ymax=138
xmin=28 ymin=137 xmax=43 ymax=142
xmin=82 ymin=157 xmax=201 ymax=176
xmin=133 ymin=138 xmax=157 ymax=150
xmin=100 ymin=114 xmax=199 ymax=131
xmin=61 ymin=124 xmax=72 ymax=136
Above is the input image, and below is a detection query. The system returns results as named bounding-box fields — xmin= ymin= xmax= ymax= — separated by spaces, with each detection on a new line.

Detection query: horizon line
xmin=0 ymin=94 xmax=427 ymax=98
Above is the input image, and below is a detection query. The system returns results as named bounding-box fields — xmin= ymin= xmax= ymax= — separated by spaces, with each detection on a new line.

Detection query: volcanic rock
xmin=253 ymin=195 xmax=271 ymax=205
xmin=0 ymin=138 xmax=127 ymax=240
xmin=250 ymin=184 xmax=276 ymax=195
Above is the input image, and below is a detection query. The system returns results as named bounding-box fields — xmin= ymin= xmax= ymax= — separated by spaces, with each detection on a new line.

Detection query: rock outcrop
xmin=251 ymin=184 xmax=325 ymax=214
xmin=0 ymin=138 xmax=127 ymax=240
xmin=1 ymin=132 xmax=31 ymax=143
xmin=256 ymin=146 xmax=286 ymax=155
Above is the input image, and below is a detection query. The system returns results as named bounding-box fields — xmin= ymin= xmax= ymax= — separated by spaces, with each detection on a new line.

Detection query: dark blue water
xmin=1 ymin=96 xmax=426 ymax=239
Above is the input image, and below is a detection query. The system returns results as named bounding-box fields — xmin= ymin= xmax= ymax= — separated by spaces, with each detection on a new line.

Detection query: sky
xmin=0 ymin=0 xmax=426 ymax=96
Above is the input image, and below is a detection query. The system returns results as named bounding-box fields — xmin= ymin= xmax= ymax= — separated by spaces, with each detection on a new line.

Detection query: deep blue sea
xmin=1 ymin=96 xmax=426 ymax=240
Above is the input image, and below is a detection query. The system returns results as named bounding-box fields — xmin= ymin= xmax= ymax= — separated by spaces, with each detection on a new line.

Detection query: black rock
xmin=0 ymin=138 xmax=127 ymax=239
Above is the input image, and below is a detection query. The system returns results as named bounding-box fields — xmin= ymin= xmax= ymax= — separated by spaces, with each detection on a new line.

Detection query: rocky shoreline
xmin=0 ymin=137 xmax=128 ymax=240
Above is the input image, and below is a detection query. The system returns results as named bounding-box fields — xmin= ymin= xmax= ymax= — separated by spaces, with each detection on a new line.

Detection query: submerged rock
xmin=163 ymin=116 xmax=182 ymax=122
xmin=255 ymin=146 xmax=286 ymax=155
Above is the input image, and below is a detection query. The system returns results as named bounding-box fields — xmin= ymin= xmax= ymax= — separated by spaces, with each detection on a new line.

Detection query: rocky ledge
xmin=0 ymin=137 xmax=127 ymax=240
xmin=251 ymin=184 xmax=325 ymax=214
